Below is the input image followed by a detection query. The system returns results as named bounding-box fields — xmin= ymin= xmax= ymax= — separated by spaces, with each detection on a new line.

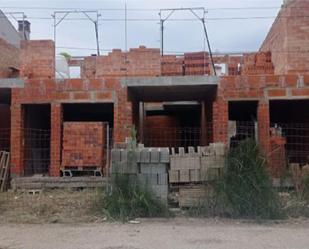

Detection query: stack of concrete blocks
xmin=138 ymin=148 xmax=169 ymax=202
xmin=169 ymin=147 xmax=201 ymax=184
xmin=200 ymin=143 xmax=226 ymax=181
xmin=111 ymin=148 xmax=138 ymax=175
xmin=169 ymin=143 xmax=226 ymax=184
xmin=111 ymin=147 xmax=169 ymax=202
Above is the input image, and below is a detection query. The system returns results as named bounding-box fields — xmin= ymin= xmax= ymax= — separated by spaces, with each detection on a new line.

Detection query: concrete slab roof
xmin=123 ymin=76 xmax=219 ymax=102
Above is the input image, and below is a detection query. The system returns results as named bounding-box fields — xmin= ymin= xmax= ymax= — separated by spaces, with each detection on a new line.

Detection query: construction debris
xmin=0 ymin=151 xmax=10 ymax=192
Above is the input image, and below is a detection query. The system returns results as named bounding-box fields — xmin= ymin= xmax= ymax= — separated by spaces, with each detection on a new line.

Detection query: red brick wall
xmin=20 ymin=40 xmax=55 ymax=79
xmin=82 ymin=46 xmax=161 ymax=78
xmin=144 ymin=115 xmax=180 ymax=147
xmin=0 ymin=38 xmax=20 ymax=77
xmin=216 ymin=74 xmax=309 ymax=176
xmin=11 ymin=78 xmax=132 ymax=176
xmin=260 ymin=0 xmax=309 ymax=74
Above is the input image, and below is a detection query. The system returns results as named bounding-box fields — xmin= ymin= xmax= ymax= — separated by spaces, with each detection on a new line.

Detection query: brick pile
xmin=242 ymin=52 xmax=274 ymax=75
xmin=62 ymin=122 xmax=105 ymax=168
xmin=227 ymin=63 xmax=240 ymax=76
xmin=161 ymin=55 xmax=184 ymax=76
xmin=184 ymin=52 xmax=210 ymax=75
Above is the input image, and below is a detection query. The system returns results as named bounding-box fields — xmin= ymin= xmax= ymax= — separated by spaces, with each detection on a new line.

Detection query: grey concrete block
xmin=140 ymin=163 xmax=167 ymax=174
xmin=178 ymin=147 xmax=185 ymax=156
xmin=138 ymin=173 xmax=157 ymax=185
xmin=150 ymin=149 xmax=160 ymax=163
xmin=188 ymin=146 xmax=196 ymax=155
xmin=159 ymin=148 xmax=170 ymax=163
xmin=140 ymin=149 xmax=151 ymax=163
xmin=158 ymin=173 xmax=168 ymax=185
xmin=169 ymin=170 xmax=179 ymax=183
xmin=179 ymin=169 xmax=190 ymax=183
xmin=151 ymin=185 xmax=168 ymax=202
xmin=120 ymin=149 xmax=128 ymax=162
xmin=190 ymin=169 xmax=201 ymax=182
xmin=111 ymin=149 xmax=121 ymax=163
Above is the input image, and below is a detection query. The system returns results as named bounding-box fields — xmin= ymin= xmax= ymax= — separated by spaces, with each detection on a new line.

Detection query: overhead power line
xmin=4 ymin=14 xmax=309 ymax=22
xmin=56 ymin=46 xmax=309 ymax=55
xmin=0 ymin=6 xmax=283 ymax=11
xmin=0 ymin=15 xmax=296 ymax=22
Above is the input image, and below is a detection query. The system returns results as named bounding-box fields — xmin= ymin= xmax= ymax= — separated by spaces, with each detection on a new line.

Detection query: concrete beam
xmin=0 ymin=78 xmax=24 ymax=88
xmin=121 ymin=75 xmax=220 ymax=87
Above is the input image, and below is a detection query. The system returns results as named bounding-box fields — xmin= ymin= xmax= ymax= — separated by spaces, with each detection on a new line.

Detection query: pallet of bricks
xmin=111 ymin=147 xmax=169 ymax=202
xmin=242 ymin=52 xmax=274 ymax=75
xmin=161 ymin=55 xmax=183 ymax=76
xmin=169 ymin=143 xmax=226 ymax=208
xmin=184 ymin=52 xmax=210 ymax=75
xmin=61 ymin=122 xmax=105 ymax=175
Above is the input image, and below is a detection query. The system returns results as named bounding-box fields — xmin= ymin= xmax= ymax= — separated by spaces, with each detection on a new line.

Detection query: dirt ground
xmin=0 ymin=218 xmax=309 ymax=249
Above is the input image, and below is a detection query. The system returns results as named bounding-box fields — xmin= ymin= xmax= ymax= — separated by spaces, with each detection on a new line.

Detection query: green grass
xmin=93 ymin=174 xmax=170 ymax=222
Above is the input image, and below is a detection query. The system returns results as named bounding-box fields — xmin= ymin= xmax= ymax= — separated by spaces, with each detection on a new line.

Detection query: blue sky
xmin=0 ymin=0 xmax=283 ymax=56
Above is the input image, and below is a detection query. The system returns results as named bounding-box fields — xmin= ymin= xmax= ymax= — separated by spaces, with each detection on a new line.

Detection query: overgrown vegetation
xmin=93 ymin=174 xmax=170 ymax=221
xmin=93 ymin=127 xmax=170 ymax=221
xmin=189 ymin=139 xmax=284 ymax=220
xmin=222 ymin=139 xmax=283 ymax=219
xmin=60 ymin=52 xmax=71 ymax=61
xmin=283 ymin=176 xmax=309 ymax=218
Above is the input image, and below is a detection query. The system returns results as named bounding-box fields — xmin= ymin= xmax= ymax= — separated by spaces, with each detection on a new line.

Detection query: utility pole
xmin=159 ymin=7 xmax=216 ymax=75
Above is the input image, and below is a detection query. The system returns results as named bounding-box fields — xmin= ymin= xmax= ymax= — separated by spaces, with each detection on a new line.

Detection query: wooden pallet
xmin=0 ymin=151 xmax=10 ymax=192
xmin=60 ymin=166 xmax=103 ymax=177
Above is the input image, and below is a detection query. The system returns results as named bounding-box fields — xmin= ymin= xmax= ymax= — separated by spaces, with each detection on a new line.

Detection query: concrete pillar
xmin=10 ymin=104 xmax=24 ymax=177
xmin=50 ymin=103 xmax=62 ymax=177
xmin=139 ymin=101 xmax=144 ymax=143
xmin=200 ymin=101 xmax=207 ymax=146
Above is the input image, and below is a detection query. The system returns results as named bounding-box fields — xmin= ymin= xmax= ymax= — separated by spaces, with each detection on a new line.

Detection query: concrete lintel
xmin=163 ymin=101 xmax=200 ymax=106
xmin=0 ymin=78 xmax=24 ymax=88
xmin=121 ymin=75 xmax=220 ymax=87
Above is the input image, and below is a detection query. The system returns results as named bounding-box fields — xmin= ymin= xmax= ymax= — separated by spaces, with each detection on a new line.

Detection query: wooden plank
xmin=0 ymin=152 xmax=10 ymax=192
xmin=179 ymin=185 xmax=208 ymax=208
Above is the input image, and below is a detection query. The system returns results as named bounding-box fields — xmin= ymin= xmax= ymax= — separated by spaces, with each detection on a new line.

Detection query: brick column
xmin=257 ymin=100 xmax=270 ymax=157
xmin=10 ymin=104 xmax=24 ymax=177
xmin=212 ymin=98 xmax=228 ymax=144
xmin=50 ymin=103 xmax=62 ymax=177
xmin=114 ymin=88 xmax=132 ymax=143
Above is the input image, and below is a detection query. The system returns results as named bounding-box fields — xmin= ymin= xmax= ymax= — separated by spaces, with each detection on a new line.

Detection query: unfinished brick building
xmin=1 ymin=0 xmax=309 ymax=179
